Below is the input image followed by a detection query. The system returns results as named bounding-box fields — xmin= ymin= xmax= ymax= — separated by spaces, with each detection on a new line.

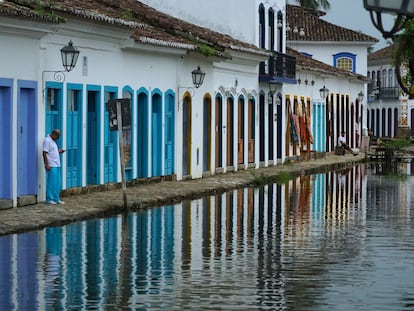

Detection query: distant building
xmin=367 ymin=45 xmax=413 ymax=138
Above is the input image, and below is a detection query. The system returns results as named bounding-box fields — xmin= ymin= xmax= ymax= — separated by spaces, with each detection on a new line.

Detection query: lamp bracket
xmin=42 ymin=70 xmax=66 ymax=100
xmin=177 ymin=86 xmax=195 ymax=111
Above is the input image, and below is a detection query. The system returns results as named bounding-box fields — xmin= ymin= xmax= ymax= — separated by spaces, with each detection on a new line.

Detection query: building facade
xmin=367 ymin=45 xmax=414 ymax=138
xmin=0 ymin=0 xmax=377 ymax=208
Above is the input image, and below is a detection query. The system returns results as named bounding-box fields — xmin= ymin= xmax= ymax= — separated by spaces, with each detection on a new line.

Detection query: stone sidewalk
xmin=0 ymin=153 xmax=365 ymax=236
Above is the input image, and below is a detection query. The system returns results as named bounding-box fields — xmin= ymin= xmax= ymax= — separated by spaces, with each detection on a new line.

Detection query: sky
xmin=291 ymin=0 xmax=395 ymax=51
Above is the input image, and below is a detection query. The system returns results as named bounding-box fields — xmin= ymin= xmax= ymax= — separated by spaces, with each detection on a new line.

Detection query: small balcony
xmin=378 ymin=87 xmax=400 ymax=99
xmin=259 ymin=51 xmax=296 ymax=84
xmin=368 ymin=82 xmax=400 ymax=102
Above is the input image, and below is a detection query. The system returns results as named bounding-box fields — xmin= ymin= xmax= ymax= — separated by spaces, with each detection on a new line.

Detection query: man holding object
xmin=42 ymin=129 xmax=65 ymax=205
xmin=338 ymin=131 xmax=357 ymax=156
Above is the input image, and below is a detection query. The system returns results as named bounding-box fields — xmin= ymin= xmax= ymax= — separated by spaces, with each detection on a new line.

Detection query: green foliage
xmin=197 ymin=44 xmax=215 ymax=57
xmin=276 ymin=171 xmax=291 ymax=184
xmin=121 ymin=9 xmax=134 ymax=20
xmin=251 ymin=172 xmax=270 ymax=187
xmin=380 ymin=138 xmax=412 ymax=152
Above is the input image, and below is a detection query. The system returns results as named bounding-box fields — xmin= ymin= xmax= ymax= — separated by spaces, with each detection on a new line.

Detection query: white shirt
xmin=43 ymin=135 xmax=60 ymax=167
xmin=338 ymin=135 xmax=346 ymax=147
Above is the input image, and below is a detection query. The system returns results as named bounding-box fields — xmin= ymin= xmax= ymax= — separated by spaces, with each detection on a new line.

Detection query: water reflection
xmin=1 ymin=163 xmax=414 ymax=310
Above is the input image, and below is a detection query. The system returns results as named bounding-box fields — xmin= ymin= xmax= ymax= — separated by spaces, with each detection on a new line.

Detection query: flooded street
xmin=1 ymin=163 xmax=414 ymax=310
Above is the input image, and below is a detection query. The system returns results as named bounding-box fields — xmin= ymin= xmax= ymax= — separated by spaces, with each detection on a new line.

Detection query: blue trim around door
xmin=66 ymin=83 xmax=83 ymax=188
xmin=86 ymin=85 xmax=101 ymax=185
xmin=104 ymin=86 xmax=118 ymax=183
xmin=137 ymin=88 xmax=149 ymax=178
xmin=151 ymin=88 xmax=162 ymax=177
xmin=17 ymin=80 xmax=38 ymax=196
xmin=164 ymin=90 xmax=175 ymax=175
xmin=45 ymin=82 xmax=63 ymax=136
xmin=0 ymin=78 xmax=13 ymax=199
xmin=122 ymin=86 xmax=134 ymax=181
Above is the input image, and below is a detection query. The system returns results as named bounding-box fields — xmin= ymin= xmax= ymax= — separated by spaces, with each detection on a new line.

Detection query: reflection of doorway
xmin=0 ymin=80 xmax=12 ymax=199
xmin=183 ymin=94 xmax=192 ymax=176
xmin=203 ymin=96 xmax=212 ymax=172
xmin=215 ymin=95 xmax=223 ymax=168
xmin=17 ymin=81 xmax=37 ymax=196
xmin=87 ymin=86 xmax=100 ymax=185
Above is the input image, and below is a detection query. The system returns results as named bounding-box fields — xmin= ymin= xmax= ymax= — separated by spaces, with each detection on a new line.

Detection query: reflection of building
xmin=13 ymin=162 xmax=414 ymax=308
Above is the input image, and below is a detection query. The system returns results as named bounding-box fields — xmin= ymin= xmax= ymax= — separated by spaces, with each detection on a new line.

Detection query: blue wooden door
xmin=45 ymin=83 xmax=63 ymax=136
xmin=164 ymin=93 xmax=175 ymax=175
xmin=0 ymin=80 xmax=12 ymax=199
xmin=137 ymin=91 xmax=149 ymax=178
xmin=17 ymin=82 xmax=37 ymax=196
xmin=104 ymin=88 xmax=118 ymax=183
xmin=87 ymin=88 xmax=100 ymax=185
xmin=152 ymin=93 xmax=162 ymax=176
xmin=66 ymin=86 xmax=82 ymax=188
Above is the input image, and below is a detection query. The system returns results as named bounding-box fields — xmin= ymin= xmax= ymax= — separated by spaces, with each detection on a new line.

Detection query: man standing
xmin=338 ymin=131 xmax=357 ymax=156
xmin=42 ymin=129 xmax=65 ymax=204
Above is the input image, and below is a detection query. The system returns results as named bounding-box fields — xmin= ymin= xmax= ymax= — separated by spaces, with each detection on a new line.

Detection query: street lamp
xmin=363 ymin=0 xmax=414 ymax=38
xmin=42 ymin=40 xmax=80 ymax=98
xmin=191 ymin=66 xmax=206 ymax=88
xmin=364 ymin=1 xmax=414 ymax=97
xmin=319 ymin=85 xmax=329 ymax=99
xmin=268 ymin=80 xmax=279 ymax=104
xmin=358 ymin=90 xmax=364 ymax=102
xmin=60 ymin=41 xmax=80 ymax=72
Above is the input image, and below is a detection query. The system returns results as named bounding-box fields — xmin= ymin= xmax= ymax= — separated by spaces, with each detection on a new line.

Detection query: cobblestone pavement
xmin=0 ymin=153 xmax=365 ymax=236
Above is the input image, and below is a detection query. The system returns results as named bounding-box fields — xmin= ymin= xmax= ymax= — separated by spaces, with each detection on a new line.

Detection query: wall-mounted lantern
xmin=60 ymin=41 xmax=80 ymax=72
xmin=358 ymin=90 xmax=364 ymax=102
xmin=319 ymin=85 xmax=329 ymax=99
xmin=191 ymin=66 xmax=206 ymax=88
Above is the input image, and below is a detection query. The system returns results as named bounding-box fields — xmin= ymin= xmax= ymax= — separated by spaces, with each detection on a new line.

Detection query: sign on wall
xmin=107 ymin=98 xmax=131 ymax=131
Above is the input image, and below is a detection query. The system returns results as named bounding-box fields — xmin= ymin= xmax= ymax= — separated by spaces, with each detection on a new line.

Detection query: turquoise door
xmin=104 ymin=88 xmax=118 ymax=183
xmin=45 ymin=83 xmax=63 ymax=136
xmin=87 ymin=86 xmax=100 ymax=185
xmin=137 ymin=90 xmax=149 ymax=178
xmin=66 ymin=84 xmax=82 ymax=188
xmin=17 ymin=81 xmax=37 ymax=196
xmin=164 ymin=92 xmax=175 ymax=175
xmin=152 ymin=92 xmax=162 ymax=176
xmin=0 ymin=79 xmax=12 ymax=199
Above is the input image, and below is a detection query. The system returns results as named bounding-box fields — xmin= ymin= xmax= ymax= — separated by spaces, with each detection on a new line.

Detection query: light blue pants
xmin=46 ymin=167 xmax=62 ymax=203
